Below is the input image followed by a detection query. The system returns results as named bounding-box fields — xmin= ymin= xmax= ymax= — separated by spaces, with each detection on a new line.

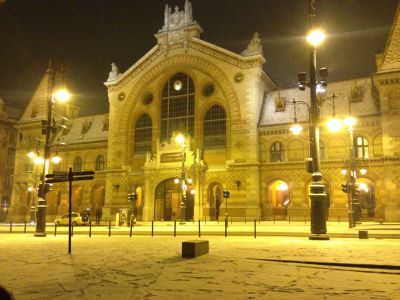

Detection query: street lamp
xmin=175 ymin=133 xmax=187 ymax=223
xmin=296 ymin=1 xmax=329 ymax=240
xmin=35 ymin=72 xmax=70 ymax=237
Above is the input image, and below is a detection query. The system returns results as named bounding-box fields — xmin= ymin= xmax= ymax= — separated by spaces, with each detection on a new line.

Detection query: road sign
xmin=45 ymin=170 xmax=95 ymax=183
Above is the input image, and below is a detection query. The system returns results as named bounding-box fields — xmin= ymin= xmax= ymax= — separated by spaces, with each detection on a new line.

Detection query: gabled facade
xmin=7 ymin=1 xmax=400 ymax=223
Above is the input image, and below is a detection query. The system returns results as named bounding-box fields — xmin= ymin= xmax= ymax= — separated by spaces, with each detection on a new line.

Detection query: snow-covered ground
xmin=0 ymin=234 xmax=399 ymax=299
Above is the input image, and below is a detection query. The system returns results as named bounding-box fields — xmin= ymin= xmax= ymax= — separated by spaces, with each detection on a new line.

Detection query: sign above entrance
xmin=160 ymin=152 xmax=182 ymax=163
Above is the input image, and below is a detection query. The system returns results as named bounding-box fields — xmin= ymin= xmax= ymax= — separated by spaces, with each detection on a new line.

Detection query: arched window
xmin=204 ymin=104 xmax=226 ymax=149
xmin=134 ymin=114 xmax=152 ymax=154
xmin=160 ymin=73 xmax=195 ymax=141
xmin=356 ymin=136 xmax=369 ymax=158
xmin=73 ymin=156 xmax=83 ymax=172
xmin=270 ymin=142 xmax=284 ymax=162
xmin=95 ymin=155 xmax=106 ymax=171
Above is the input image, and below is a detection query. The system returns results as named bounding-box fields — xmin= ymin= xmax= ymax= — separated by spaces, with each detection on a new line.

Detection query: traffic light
xmin=223 ymin=190 xmax=230 ymax=198
xmin=341 ymin=183 xmax=349 ymax=193
xmin=41 ymin=120 xmax=48 ymax=135
xmin=38 ymin=183 xmax=53 ymax=194
xmin=128 ymin=193 xmax=138 ymax=202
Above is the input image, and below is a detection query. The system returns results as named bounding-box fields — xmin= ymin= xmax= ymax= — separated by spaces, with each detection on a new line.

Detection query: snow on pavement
xmin=0 ymin=234 xmax=399 ymax=299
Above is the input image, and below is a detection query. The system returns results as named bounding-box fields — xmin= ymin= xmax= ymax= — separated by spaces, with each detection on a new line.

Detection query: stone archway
xmin=357 ymin=178 xmax=377 ymax=219
xmin=72 ymin=185 xmax=83 ymax=212
xmin=268 ymin=180 xmax=289 ymax=217
xmin=91 ymin=184 xmax=105 ymax=221
xmin=154 ymin=178 xmax=194 ymax=221
xmin=208 ymin=182 xmax=223 ymax=220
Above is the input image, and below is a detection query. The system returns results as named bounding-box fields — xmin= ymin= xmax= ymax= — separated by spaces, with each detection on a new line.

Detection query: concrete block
xmin=358 ymin=230 xmax=368 ymax=239
xmin=182 ymin=240 xmax=209 ymax=258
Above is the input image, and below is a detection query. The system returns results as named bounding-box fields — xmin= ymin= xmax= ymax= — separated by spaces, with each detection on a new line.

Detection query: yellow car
xmin=55 ymin=212 xmax=89 ymax=226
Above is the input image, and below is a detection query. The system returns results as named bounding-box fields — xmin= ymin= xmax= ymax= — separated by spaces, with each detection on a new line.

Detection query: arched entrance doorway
xmin=154 ymin=178 xmax=194 ymax=221
xmin=91 ymin=184 xmax=105 ymax=222
xmin=72 ymin=185 xmax=83 ymax=212
xmin=357 ymin=179 xmax=376 ymax=219
xmin=269 ymin=180 xmax=289 ymax=217
xmin=47 ymin=187 xmax=61 ymax=216
xmin=208 ymin=183 xmax=222 ymax=220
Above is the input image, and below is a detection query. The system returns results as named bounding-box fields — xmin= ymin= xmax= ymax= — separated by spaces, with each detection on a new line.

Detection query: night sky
xmin=0 ymin=0 xmax=398 ymax=115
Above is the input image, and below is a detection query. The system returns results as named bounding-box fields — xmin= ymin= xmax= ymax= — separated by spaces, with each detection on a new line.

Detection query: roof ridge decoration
xmin=155 ymin=0 xmax=203 ymax=54
xmin=241 ymin=32 xmax=264 ymax=57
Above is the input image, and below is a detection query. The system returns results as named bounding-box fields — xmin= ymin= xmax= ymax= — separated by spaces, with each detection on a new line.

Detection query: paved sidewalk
xmin=2 ymin=221 xmax=400 ymax=238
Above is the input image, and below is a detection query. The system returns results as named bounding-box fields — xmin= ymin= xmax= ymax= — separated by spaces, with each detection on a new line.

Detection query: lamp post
xmin=176 ymin=134 xmax=187 ymax=223
xmin=305 ymin=1 xmax=329 ymax=240
xmin=34 ymin=67 xmax=70 ymax=237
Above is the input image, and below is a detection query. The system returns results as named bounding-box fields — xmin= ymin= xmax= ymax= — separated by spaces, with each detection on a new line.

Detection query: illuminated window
xmin=204 ymin=104 xmax=226 ymax=149
xmin=270 ymin=142 xmax=284 ymax=162
xmin=73 ymin=156 xmax=83 ymax=172
xmin=95 ymin=155 xmax=106 ymax=171
xmin=134 ymin=114 xmax=152 ymax=154
xmin=161 ymin=73 xmax=194 ymax=141
xmin=355 ymin=136 xmax=369 ymax=158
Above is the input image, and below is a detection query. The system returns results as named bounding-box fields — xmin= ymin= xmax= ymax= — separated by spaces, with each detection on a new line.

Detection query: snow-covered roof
xmin=259 ymin=77 xmax=379 ymax=127
xmin=61 ymin=114 xmax=109 ymax=144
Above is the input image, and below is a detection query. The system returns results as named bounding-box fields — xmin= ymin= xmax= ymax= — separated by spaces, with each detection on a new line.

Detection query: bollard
xmin=129 ymin=219 xmax=133 ymax=238
xmin=151 ymin=220 xmax=154 ymax=237
xmin=9 ymin=221 xmax=12 ymax=233
xmin=254 ymin=219 xmax=257 ymax=238
xmin=24 ymin=221 xmax=27 ymax=233
xmin=224 ymin=218 xmax=227 ymax=237
xmin=89 ymin=220 xmax=92 ymax=238
xmin=54 ymin=223 xmax=57 ymax=236
xmin=174 ymin=220 xmax=176 ymax=237
xmin=108 ymin=220 xmax=111 ymax=237
xmin=273 ymin=216 xmax=276 ymax=224
xmin=288 ymin=216 xmax=291 ymax=224
xmin=198 ymin=220 xmax=201 ymax=237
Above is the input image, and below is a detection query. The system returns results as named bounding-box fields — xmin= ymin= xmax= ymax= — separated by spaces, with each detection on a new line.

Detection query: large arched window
xmin=204 ymin=104 xmax=226 ymax=149
xmin=356 ymin=136 xmax=369 ymax=158
xmin=73 ymin=156 xmax=83 ymax=172
xmin=134 ymin=114 xmax=152 ymax=154
xmin=161 ymin=73 xmax=194 ymax=141
xmin=95 ymin=155 xmax=106 ymax=171
xmin=270 ymin=142 xmax=284 ymax=162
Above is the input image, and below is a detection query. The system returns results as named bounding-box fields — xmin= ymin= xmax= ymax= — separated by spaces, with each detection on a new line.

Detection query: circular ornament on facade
xmin=173 ymin=80 xmax=183 ymax=91
xmin=143 ymin=93 xmax=153 ymax=105
xmin=118 ymin=92 xmax=126 ymax=101
xmin=234 ymin=72 xmax=244 ymax=83
xmin=202 ymin=84 xmax=215 ymax=97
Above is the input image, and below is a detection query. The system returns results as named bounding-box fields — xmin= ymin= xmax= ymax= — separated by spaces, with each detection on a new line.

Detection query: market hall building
xmin=7 ymin=1 xmax=400 ymax=224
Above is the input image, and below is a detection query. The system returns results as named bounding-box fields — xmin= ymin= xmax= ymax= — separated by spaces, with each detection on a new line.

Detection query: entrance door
xmin=155 ymin=178 xmax=194 ymax=221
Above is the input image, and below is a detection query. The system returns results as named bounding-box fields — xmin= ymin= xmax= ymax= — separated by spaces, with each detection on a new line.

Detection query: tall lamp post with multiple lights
xmin=34 ymin=70 xmax=70 ymax=237
xmin=296 ymin=1 xmax=329 ymax=240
